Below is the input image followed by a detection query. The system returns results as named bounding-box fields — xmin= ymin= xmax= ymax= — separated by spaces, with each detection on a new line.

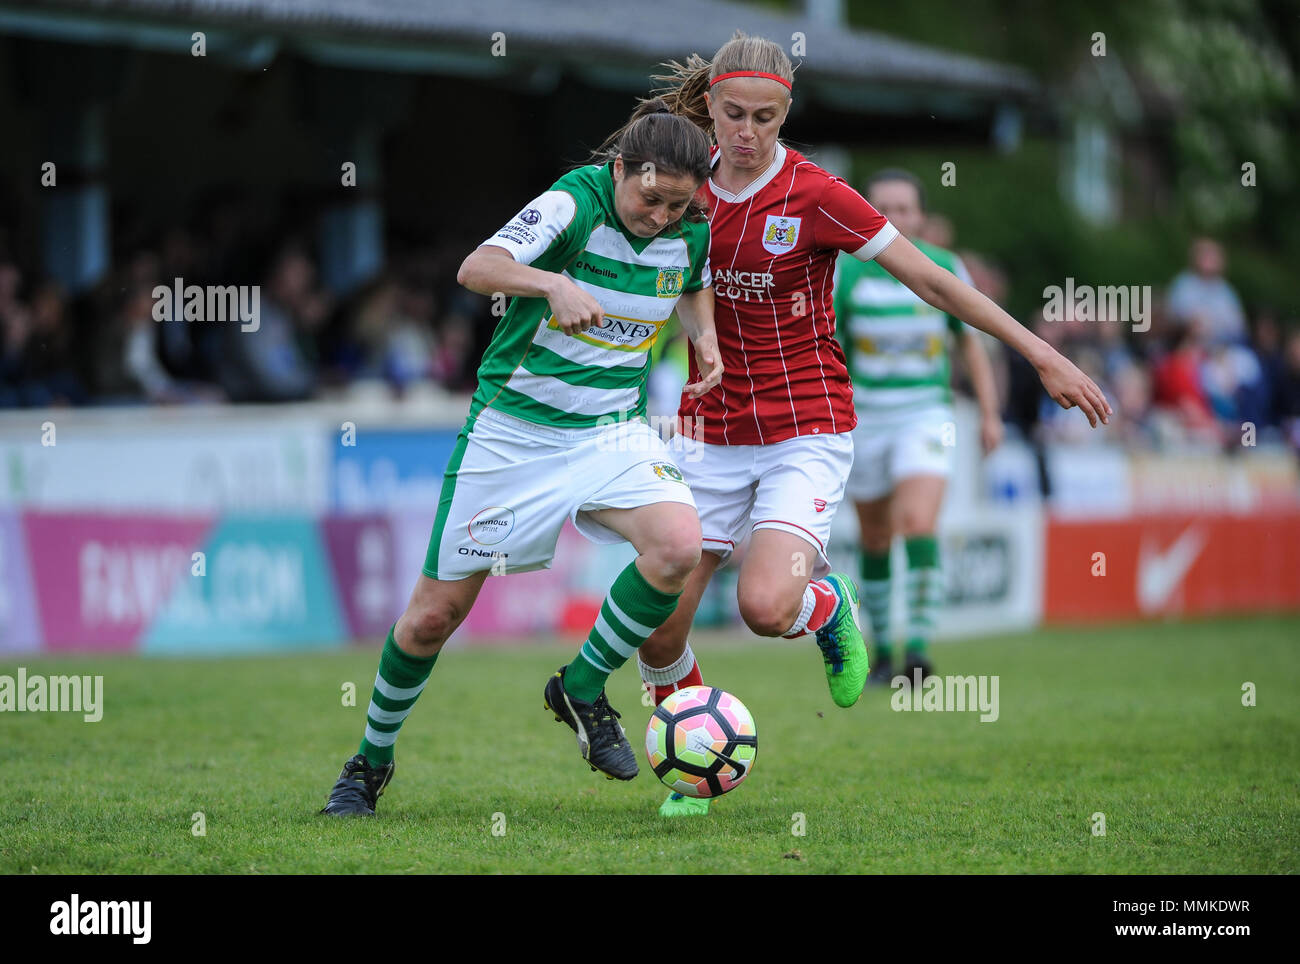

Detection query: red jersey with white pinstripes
xmin=679 ymin=144 xmax=898 ymax=445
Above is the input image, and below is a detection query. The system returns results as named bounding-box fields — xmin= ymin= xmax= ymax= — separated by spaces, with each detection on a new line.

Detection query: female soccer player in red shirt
xmin=636 ymin=32 xmax=1110 ymax=816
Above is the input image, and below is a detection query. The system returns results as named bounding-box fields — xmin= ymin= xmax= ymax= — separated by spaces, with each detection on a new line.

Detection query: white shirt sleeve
xmin=848 ymin=221 xmax=899 ymax=262
xmin=480 ymin=190 xmax=578 ymax=266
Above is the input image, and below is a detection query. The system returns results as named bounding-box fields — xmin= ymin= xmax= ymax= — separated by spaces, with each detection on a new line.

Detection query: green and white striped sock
xmin=860 ymin=549 xmax=892 ymax=663
xmin=904 ymin=536 xmax=942 ymax=656
xmin=359 ymin=625 xmax=439 ymax=766
xmin=564 ymin=561 xmax=681 ymax=703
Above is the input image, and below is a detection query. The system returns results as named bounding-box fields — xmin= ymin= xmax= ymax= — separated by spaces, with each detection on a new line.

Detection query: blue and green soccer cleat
xmin=814 ymin=574 xmax=869 ymax=708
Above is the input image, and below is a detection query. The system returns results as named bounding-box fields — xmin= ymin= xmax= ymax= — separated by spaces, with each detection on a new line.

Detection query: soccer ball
xmin=645 ymin=686 xmax=758 ymax=798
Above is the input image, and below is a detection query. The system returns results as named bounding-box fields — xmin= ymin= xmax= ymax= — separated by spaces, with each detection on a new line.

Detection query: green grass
xmin=2 ymin=615 xmax=1298 ymax=874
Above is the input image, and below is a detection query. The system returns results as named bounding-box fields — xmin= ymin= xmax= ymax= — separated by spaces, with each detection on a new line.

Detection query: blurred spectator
xmin=116 ymin=285 xmax=225 ymax=404
xmin=1202 ymin=339 xmax=1267 ymax=432
xmin=1110 ymin=362 xmax=1155 ymax=447
xmin=956 ymin=249 xmax=1009 ymax=307
xmin=1252 ymin=311 xmax=1285 ymax=428
xmin=382 ymin=282 xmax=439 ymax=391
xmin=1275 ymin=330 xmax=1300 ymax=451
xmin=13 ymin=281 xmax=88 ymax=407
xmin=1151 ymin=322 xmax=1221 ymax=445
xmin=434 ymin=311 xmax=474 ymax=389
xmin=0 ymin=262 xmax=30 ymax=407
xmin=212 ymin=245 xmax=322 ymax=403
xmin=918 ymin=212 xmax=954 ymax=249
xmin=1166 ymin=237 xmax=1247 ymax=345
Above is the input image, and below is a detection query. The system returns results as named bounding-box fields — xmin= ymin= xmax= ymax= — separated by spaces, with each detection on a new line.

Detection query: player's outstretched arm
xmin=675 ymin=286 xmax=723 ymax=398
xmin=875 ymin=235 xmax=1112 ymax=428
xmin=456 ymin=244 xmax=604 ymax=335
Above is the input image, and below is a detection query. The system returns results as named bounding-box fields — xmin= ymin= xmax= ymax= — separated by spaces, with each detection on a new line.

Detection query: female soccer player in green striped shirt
xmin=321 ymin=100 xmax=724 ymax=816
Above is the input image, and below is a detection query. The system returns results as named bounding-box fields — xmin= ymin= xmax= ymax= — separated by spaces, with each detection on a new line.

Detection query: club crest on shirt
xmin=656 ymin=267 xmax=685 ymax=298
xmin=762 ymin=215 xmax=801 ymax=254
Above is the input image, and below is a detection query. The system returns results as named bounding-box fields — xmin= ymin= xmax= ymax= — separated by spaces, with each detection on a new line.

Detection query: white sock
xmin=783 ymin=586 xmax=816 ymax=638
xmin=638 ymin=643 xmax=696 ymax=686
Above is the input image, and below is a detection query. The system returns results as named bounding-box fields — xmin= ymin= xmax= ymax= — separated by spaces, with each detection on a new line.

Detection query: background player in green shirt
xmin=321 ymin=101 xmax=723 ymax=816
xmin=835 ymin=169 xmax=1003 ymax=684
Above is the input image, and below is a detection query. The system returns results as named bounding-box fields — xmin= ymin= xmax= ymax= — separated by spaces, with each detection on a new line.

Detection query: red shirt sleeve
xmin=813 ymin=176 xmax=898 ymax=260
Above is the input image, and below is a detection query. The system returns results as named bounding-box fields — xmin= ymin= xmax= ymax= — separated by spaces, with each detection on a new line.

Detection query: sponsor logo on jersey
xmin=519 ymin=208 xmax=541 ymax=225
xmin=558 ymin=314 xmax=663 ymax=352
xmin=457 ymin=547 xmax=509 ymax=559
xmin=656 ymin=267 xmax=685 ymax=298
xmin=574 ymin=259 xmax=618 ymax=280
xmin=468 ymin=506 xmax=515 ymax=545
xmin=761 ymin=215 xmax=800 ymax=254
xmin=713 ymin=268 xmax=775 ymax=303
xmin=813 ymin=498 xmax=828 ymax=513
xmin=496 ymin=222 xmax=538 ymax=246
xmin=650 ymin=461 xmax=686 ymax=484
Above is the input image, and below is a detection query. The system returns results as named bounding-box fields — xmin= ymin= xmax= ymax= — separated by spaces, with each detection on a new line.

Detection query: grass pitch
xmin=3 ymin=614 xmax=1297 ymax=874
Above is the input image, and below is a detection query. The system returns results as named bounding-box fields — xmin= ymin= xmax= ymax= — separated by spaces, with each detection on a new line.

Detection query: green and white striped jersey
xmin=469 ymin=162 xmax=711 ymax=429
xmin=833 ymin=239 xmax=971 ymax=419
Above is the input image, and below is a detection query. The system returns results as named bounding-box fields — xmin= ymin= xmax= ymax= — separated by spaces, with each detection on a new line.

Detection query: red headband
xmin=709 ymin=70 xmax=792 ymax=90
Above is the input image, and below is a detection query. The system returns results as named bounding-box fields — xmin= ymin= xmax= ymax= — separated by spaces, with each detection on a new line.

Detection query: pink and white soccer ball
xmin=644 ymin=685 xmax=758 ymax=798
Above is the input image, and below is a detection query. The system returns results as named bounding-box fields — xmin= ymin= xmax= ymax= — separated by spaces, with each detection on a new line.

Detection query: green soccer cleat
xmin=814 ymin=574 xmax=869 ymax=708
xmin=659 ymin=791 xmax=711 ymax=817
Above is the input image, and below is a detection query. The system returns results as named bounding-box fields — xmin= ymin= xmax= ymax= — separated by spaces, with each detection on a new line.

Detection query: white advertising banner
xmin=0 ymin=412 xmax=330 ymax=512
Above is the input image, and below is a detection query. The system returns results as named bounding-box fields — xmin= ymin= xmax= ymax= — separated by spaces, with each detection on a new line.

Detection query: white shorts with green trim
xmin=671 ymin=431 xmax=854 ymax=577
xmin=846 ymin=405 xmax=955 ymax=502
xmin=424 ymin=407 xmax=696 ymax=580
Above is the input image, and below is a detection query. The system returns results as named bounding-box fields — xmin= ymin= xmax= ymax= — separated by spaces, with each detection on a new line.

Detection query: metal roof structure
xmin=0 ymin=0 xmax=1038 ymax=114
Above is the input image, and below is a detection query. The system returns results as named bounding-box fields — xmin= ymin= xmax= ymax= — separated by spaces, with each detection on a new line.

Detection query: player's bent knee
xmin=640 ymin=521 xmax=702 ymax=589
xmin=737 ymin=591 xmax=799 ymax=638
xmin=655 ymin=537 xmax=702 ymax=587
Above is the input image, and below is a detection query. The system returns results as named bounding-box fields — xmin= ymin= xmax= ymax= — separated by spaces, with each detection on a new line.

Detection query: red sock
xmin=653 ymin=656 xmax=703 ymax=706
xmin=803 ymin=579 xmax=841 ymax=635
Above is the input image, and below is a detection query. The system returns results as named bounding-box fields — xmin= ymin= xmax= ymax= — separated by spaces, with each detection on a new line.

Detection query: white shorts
xmin=671 ymin=431 xmax=854 ymax=576
xmin=425 ymin=408 xmax=696 ymax=580
xmin=846 ymin=406 xmax=954 ymax=502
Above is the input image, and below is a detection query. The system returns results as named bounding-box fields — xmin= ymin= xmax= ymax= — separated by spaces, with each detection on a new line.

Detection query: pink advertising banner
xmin=23 ymin=512 xmax=213 ymax=651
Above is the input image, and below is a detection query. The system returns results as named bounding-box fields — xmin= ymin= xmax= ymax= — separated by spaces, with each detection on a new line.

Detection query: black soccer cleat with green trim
xmin=543 ymin=666 xmax=639 ymax=781
xmin=320 ymin=753 xmax=395 ymax=817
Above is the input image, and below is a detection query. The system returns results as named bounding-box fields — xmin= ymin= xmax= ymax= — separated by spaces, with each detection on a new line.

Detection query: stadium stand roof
xmin=0 ymin=0 xmax=1038 ymax=112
